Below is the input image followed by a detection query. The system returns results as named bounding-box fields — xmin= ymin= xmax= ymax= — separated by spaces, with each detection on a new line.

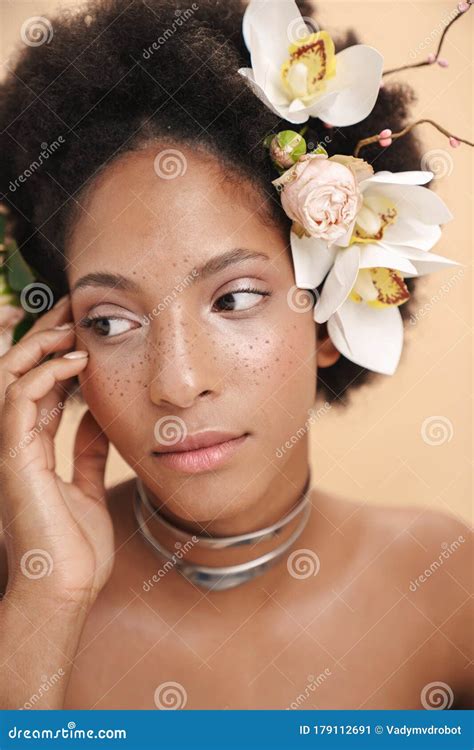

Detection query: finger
xmin=72 ymin=409 xmax=109 ymax=502
xmin=0 ymin=353 xmax=89 ymax=476
xmin=20 ymin=294 xmax=72 ymax=341
xmin=1 ymin=325 xmax=76 ymax=378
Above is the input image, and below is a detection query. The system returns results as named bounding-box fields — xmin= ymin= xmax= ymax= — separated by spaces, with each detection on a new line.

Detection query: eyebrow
xmin=71 ymin=247 xmax=270 ymax=294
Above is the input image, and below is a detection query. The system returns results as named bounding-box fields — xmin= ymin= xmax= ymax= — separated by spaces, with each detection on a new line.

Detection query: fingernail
xmin=53 ymin=323 xmax=74 ymax=330
xmin=63 ymin=350 xmax=88 ymax=359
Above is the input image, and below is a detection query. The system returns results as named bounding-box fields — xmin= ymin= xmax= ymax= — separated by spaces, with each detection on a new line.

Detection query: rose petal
xmin=327 ymin=299 xmax=404 ymax=374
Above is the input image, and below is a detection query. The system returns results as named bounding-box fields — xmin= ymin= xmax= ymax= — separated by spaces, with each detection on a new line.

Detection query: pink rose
xmin=273 ymin=153 xmax=362 ymax=244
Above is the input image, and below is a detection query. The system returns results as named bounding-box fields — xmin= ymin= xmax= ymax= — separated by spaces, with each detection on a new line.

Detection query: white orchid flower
xmin=290 ymin=170 xmax=460 ymax=374
xmin=238 ymin=0 xmax=383 ymax=125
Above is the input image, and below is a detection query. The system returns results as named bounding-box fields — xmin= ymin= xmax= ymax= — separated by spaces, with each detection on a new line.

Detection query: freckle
xmin=120 ymin=392 xmax=124 ymax=396
xmin=265 ymin=340 xmax=270 ymax=344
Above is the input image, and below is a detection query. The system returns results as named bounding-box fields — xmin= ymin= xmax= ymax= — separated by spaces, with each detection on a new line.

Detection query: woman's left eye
xmin=213 ymin=287 xmax=271 ymax=313
xmin=78 ymin=316 xmax=138 ymax=338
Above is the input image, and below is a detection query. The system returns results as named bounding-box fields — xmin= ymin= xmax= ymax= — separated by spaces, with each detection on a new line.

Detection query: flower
xmin=238 ymin=0 xmax=383 ymax=125
xmin=290 ymin=169 xmax=459 ymax=374
xmin=272 ymin=153 xmax=364 ymax=244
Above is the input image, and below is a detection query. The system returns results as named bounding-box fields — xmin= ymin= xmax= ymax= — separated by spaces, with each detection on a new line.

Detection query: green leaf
xmin=6 ymin=240 xmax=36 ymax=291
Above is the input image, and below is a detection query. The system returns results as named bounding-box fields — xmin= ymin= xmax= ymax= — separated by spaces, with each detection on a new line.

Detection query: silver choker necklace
xmin=133 ymin=470 xmax=312 ymax=591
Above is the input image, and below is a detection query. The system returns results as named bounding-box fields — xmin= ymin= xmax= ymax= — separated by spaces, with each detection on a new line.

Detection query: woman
xmin=0 ymin=0 xmax=472 ymax=710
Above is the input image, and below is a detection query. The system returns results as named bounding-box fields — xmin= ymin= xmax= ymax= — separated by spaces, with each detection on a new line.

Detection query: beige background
xmin=1 ymin=0 xmax=472 ymax=523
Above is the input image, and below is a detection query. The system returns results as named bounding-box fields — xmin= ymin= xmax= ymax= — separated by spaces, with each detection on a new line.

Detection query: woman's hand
xmin=0 ymin=294 xmax=114 ymax=609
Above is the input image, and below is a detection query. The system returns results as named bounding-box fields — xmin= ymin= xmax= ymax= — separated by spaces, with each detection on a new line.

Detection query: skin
xmin=0 ymin=144 xmax=472 ymax=710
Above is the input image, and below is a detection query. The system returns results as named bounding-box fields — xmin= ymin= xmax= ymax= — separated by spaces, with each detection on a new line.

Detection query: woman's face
xmin=67 ymin=143 xmax=332 ymax=522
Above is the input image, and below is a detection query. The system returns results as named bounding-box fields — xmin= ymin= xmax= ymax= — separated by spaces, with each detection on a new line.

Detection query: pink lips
xmin=152 ymin=432 xmax=249 ymax=474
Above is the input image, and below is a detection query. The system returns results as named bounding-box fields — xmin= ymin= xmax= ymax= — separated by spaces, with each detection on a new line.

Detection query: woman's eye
xmin=213 ymin=288 xmax=271 ymax=312
xmin=79 ymin=315 xmax=138 ymax=338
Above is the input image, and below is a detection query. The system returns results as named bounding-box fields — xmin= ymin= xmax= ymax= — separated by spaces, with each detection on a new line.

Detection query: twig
xmin=353 ymin=118 xmax=474 ymax=158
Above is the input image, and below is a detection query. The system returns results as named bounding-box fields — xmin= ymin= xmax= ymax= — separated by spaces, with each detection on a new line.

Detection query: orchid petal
xmin=327 ymin=300 xmax=404 ymax=374
xmin=290 ymin=234 xmax=338 ymax=288
xmin=311 ymin=45 xmax=383 ymax=126
xmin=357 ymin=243 xmax=418 ymax=274
xmin=314 ymin=244 xmax=360 ymax=323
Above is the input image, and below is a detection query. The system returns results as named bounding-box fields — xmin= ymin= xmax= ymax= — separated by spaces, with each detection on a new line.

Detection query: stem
xmin=353 ymin=118 xmax=474 ymax=158
xmin=382 ymin=2 xmax=472 ymax=77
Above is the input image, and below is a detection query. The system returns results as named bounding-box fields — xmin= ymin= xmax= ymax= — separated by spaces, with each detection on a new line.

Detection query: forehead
xmin=66 ymin=143 xmax=284 ymax=275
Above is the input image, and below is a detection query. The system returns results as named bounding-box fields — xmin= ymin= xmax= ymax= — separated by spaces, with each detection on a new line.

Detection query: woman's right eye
xmin=78 ymin=315 xmax=138 ymax=338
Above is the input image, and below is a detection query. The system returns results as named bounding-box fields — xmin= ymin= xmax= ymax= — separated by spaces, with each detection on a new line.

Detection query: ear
xmin=316 ymin=322 xmax=341 ymax=368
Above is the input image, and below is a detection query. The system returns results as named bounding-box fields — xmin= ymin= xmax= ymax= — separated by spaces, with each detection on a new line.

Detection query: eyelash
xmin=78 ymin=286 xmax=272 ymax=338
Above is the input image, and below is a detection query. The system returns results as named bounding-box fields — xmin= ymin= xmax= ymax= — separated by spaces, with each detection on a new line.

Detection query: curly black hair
xmin=0 ymin=0 xmax=421 ymax=405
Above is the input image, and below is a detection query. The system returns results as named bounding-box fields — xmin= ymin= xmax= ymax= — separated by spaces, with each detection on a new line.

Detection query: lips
xmin=153 ymin=430 xmax=246 ymax=454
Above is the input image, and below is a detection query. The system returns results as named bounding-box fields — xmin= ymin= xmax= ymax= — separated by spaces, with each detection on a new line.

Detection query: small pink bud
xmin=437 ymin=58 xmax=449 ymax=67
xmin=427 ymin=53 xmax=436 ymax=64
xmin=458 ymin=2 xmax=470 ymax=12
xmin=323 ymin=122 xmax=333 ymax=129
xmin=379 ymin=80 xmax=385 ymax=89
xmin=379 ymin=138 xmax=393 ymax=148
xmin=379 ymin=128 xmax=392 ymax=139
xmin=449 ymin=136 xmax=461 ymax=148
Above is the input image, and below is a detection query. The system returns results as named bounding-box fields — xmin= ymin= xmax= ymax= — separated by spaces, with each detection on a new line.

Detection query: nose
xmin=147 ymin=312 xmax=219 ymax=410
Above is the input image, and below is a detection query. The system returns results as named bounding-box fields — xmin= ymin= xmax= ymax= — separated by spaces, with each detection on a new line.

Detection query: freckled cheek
xmin=76 ymin=340 xmax=147 ymax=419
